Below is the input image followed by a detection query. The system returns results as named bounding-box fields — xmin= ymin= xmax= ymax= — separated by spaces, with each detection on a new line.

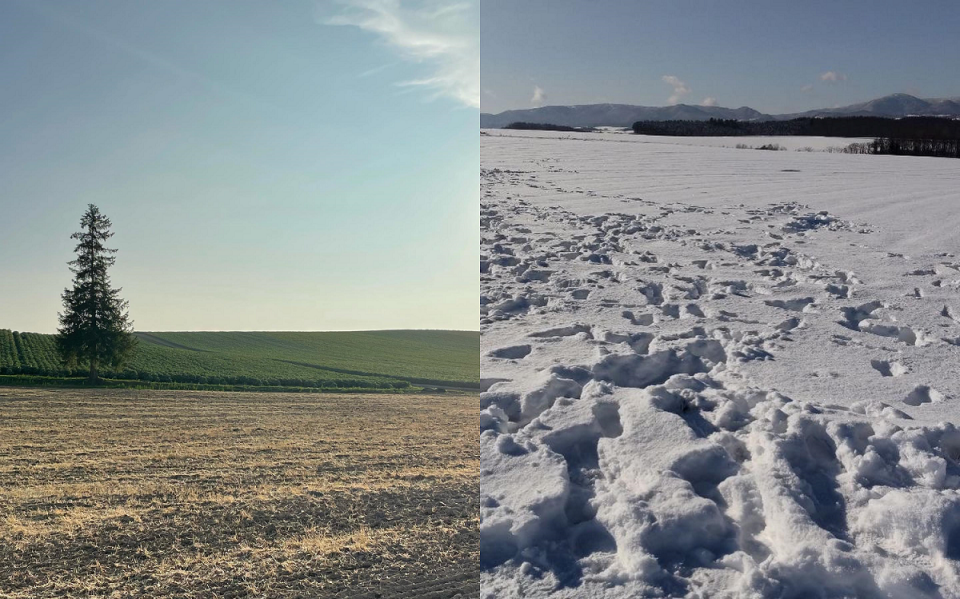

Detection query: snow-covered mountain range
xmin=480 ymin=93 xmax=960 ymax=128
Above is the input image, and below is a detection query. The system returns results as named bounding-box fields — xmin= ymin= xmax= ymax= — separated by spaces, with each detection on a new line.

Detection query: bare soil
xmin=0 ymin=388 xmax=478 ymax=598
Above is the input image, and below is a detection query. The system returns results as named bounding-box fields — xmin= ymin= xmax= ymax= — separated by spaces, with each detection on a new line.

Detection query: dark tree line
xmin=504 ymin=122 xmax=597 ymax=133
xmin=632 ymin=118 xmax=804 ymax=136
xmin=834 ymin=138 xmax=960 ymax=158
xmin=632 ymin=116 xmax=960 ymax=140
xmin=631 ymin=116 xmax=960 ymax=159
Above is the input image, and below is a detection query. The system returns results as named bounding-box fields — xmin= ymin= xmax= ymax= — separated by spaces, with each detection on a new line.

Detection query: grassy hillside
xmin=0 ymin=330 xmax=479 ymax=390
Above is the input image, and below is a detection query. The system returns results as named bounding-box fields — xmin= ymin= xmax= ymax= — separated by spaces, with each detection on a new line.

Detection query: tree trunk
xmin=89 ymin=357 xmax=99 ymax=383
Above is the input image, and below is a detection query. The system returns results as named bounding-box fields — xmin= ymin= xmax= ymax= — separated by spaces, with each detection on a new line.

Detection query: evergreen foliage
xmin=632 ymin=116 xmax=960 ymax=142
xmin=631 ymin=116 xmax=960 ymax=159
xmin=56 ymin=205 xmax=136 ymax=381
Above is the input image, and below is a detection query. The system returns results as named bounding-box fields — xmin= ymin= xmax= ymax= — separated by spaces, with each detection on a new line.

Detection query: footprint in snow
xmin=903 ymin=385 xmax=945 ymax=406
xmin=488 ymin=345 xmax=532 ymax=360
xmin=764 ymin=297 xmax=816 ymax=312
xmin=622 ymin=310 xmax=654 ymax=326
xmin=528 ymin=324 xmax=593 ymax=338
xmin=825 ymin=284 xmax=850 ymax=299
xmin=870 ymin=359 xmax=909 ymax=377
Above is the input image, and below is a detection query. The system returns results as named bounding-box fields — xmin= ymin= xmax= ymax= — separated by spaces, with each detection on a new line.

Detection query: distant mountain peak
xmin=480 ymin=93 xmax=960 ymax=128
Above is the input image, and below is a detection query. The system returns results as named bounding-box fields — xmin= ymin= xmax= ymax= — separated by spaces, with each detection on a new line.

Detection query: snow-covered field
xmin=480 ymin=130 xmax=960 ymax=598
xmin=593 ymin=128 xmax=873 ymax=152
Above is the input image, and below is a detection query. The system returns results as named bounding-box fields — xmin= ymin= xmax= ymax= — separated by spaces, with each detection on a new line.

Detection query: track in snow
xmin=480 ymin=131 xmax=960 ymax=598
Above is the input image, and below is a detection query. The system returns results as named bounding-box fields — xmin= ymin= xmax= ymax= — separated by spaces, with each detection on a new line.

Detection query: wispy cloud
xmin=531 ymin=85 xmax=546 ymax=106
xmin=326 ymin=0 xmax=478 ymax=108
xmin=357 ymin=62 xmax=396 ymax=78
xmin=700 ymin=97 xmax=717 ymax=107
xmin=820 ymin=71 xmax=847 ymax=83
xmin=662 ymin=75 xmax=690 ymax=105
xmin=801 ymin=84 xmax=814 ymax=93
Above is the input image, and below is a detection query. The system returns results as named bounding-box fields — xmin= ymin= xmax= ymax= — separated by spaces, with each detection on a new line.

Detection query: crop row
xmin=16 ymin=333 xmax=60 ymax=373
xmin=0 ymin=330 xmax=409 ymax=389
xmin=138 ymin=331 xmax=480 ymax=385
xmin=0 ymin=330 xmax=19 ymax=369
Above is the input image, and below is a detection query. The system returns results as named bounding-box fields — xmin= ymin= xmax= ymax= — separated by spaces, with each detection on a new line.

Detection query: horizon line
xmin=481 ymin=91 xmax=960 ymax=115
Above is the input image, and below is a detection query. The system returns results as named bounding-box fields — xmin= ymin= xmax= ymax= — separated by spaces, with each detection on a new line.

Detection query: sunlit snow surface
xmin=480 ymin=130 xmax=960 ymax=598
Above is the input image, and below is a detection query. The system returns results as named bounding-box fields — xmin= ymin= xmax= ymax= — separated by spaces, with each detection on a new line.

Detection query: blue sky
xmin=481 ymin=0 xmax=960 ymax=114
xmin=0 ymin=0 xmax=478 ymax=333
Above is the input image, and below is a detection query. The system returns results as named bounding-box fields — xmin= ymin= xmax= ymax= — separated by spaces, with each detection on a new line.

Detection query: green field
xmin=0 ymin=330 xmax=479 ymax=390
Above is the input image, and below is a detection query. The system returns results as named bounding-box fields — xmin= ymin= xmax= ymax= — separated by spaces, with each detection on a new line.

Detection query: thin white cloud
xmin=326 ymin=0 xmax=479 ymax=108
xmin=531 ymin=85 xmax=546 ymax=106
xmin=662 ymin=75 xmax=690 ymax=105
xmin=357 ymin=62 xmax=396 ymax=78
xmin=801 ymin=84 xmax=814 ymax=93
xmin=700 ymin=97 xmax=717 ymax=107
xmin=820 ymin=71 xmax=847 ymax=83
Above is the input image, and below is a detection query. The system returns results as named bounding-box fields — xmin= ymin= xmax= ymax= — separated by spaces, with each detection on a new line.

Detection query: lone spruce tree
xmin=56 ymin=205 xmax=136 ymax=382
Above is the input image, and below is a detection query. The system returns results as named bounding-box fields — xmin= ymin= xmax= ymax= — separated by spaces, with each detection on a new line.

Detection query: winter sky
xmin=0 ymin=0 xmax=478 ymax=333
xmin=481 ymin=0 xmax=960 ymax=114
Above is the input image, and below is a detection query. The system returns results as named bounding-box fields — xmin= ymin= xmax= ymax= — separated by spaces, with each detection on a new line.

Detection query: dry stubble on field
xmin=0 ymin=388 xmax=478 ymax=598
